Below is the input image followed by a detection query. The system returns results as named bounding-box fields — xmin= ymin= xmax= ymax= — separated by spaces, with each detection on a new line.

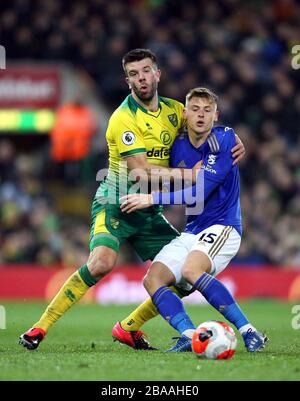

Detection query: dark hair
xmin=122 ymin=48 xmax=157 ymax=72
xmin=186 ymin=87 xmax=219 ymax=107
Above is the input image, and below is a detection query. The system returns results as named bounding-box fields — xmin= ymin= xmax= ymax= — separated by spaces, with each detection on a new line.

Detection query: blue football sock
xmin=152 ymin=286 xmax=195 ymax=335
xmin=193 ymin=273 xmax=249 ymax=330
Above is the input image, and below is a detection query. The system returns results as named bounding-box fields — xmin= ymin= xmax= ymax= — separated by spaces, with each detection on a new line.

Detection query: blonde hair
xmin=186 ymin=87 xmax=218 ymax=107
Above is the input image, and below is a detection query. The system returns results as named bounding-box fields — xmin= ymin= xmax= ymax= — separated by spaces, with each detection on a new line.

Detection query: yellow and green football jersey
xmin=91 ymin=94 xmax=184 ymax=257
xmin=103 ymin=94 xmax=185 ymax=194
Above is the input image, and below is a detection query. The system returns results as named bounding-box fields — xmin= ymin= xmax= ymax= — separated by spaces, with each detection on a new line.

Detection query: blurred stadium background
xmin=0 ymin=0 xmax=300 ymax=304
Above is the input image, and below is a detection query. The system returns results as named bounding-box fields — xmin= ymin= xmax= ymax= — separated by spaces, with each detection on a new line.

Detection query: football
xmin=192 ymin=321 xmax=237 ymax=360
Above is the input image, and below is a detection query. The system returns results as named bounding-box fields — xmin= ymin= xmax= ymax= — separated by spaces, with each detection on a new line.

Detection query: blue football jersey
xmin=154 ymin=126 xmax=242 ymax=235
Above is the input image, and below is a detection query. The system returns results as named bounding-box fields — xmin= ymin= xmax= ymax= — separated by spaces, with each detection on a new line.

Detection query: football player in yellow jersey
xmin=19 ymin=49 xmax=245 ymax=350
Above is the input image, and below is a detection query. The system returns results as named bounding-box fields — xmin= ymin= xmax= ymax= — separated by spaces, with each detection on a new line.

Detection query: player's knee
xmin=143 ymin=272 xmax=153 ymax=292
xmin=88 ymin=258 xmax=114 ymax=279
xmin=143 ymin=270 xmax=163 ymax=294
xmin=143 ymin=266 xmax=174 ymax=295
xmin=181 ymin=266 xmax=192 ymax=282
xmin=87 ymin=250 xmax=116 ymax=279
xmin=182 ymin=265 xmax=206 ymax=283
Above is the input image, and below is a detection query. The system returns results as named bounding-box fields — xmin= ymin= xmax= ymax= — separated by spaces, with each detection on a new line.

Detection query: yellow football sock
xmin=33 ymin=271 xmax=90 ymax=333
xmin=120 ymin=286 xmax=182 ymax=332
xmin=120 ymin=297 xmax=158 ymax=331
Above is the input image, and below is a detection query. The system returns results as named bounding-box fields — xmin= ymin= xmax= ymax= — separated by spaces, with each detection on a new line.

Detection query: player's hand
xmin=120 ymin=193 xmax=154 ymax=213
xmin=191 ymin=160 xmax=203 ymax=183
xmin=231 ymin=134 xmax=245 ymax=165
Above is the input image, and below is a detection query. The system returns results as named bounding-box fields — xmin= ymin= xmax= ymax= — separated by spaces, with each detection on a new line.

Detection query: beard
xmin=132 ymin=81 xmax=157 ymax=102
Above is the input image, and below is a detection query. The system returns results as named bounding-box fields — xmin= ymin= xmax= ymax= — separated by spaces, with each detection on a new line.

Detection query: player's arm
xmin=151 ymin=175 xmax=220 ymax=206
xmin=152 ymin=143 xmax=235 ymax=206
xmin=123 ymin=152 xmax=202 ymax=184
xmin=114 ymin=115 xmax=200 ymax=184
xmin=121 ymin=130 xmax=236 ymax=212
xmin=120 ymin=168 xmax=216 ymax=213
xmin=231 ymin=134 xmax=245 ymax=165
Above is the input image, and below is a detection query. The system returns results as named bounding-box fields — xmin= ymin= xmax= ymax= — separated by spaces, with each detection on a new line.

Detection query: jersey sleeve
xmin=108 ymin=112 xmax=146 ymax=158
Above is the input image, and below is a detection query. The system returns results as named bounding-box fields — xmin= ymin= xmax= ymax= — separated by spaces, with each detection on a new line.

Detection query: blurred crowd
xmin=0 ymin=140 xmax=91 ymax=267
xmin=0 ymin=0 xmax=300 ymax=267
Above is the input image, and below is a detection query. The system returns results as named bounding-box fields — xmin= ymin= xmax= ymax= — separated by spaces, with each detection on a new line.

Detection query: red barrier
xmin=0 ymin=264 xmax=300 ymax=302
xmin=0 ymin=265 xmax=57 ymax=299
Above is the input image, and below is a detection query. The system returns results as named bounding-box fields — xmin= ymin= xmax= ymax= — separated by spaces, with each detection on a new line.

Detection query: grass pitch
xmin=0 ymin=299 xmax=300 ymax=381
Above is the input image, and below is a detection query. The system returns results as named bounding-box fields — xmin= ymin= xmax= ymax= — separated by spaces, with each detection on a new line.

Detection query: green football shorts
xmin=90 ymin=196 xmax=179 ymax=261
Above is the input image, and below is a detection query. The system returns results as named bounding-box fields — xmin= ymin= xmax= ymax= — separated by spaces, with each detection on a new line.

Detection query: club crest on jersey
xmin=208 ymin=154 xmax=217 ymax=165
xmin=168 ymin=113 xmax=178 ymax=127
xmin=110 ymin=218 xmax=120 ymax=229
xmin=122 ymin=131 xmax=135 ymax=146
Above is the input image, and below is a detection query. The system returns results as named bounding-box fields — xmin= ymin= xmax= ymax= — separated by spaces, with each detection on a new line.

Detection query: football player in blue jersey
xmin=119 ymin=87 xmax=268 ymax=352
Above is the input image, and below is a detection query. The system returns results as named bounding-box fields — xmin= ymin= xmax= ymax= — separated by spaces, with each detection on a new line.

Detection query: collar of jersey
xmin=186 ymin=130 xmax=213 ymax=152
xmin=129 ymin=94 xmax=162 ymax=117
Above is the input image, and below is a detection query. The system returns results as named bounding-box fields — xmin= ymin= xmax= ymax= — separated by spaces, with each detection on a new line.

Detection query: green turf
xmin=0 ymin=300 xmax=300 ymax=381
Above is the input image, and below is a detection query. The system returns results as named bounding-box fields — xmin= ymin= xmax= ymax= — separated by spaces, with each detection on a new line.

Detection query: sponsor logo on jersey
xmin=160 ymin=130 xmax=172 ymax=146
xmin=147 ymin=147 xmax=170 ymax=158
xmin=122 ymin=131 xmax=135 ymax=145
xmin=203 ymin=165 xmax=217 ymax=174
xmin=168 ymin=113 xmax=178 ymax=127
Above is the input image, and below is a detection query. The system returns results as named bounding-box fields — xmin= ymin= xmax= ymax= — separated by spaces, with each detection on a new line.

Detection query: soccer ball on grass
xmin=192 ymin=320 xmax=237 ymax=360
